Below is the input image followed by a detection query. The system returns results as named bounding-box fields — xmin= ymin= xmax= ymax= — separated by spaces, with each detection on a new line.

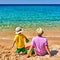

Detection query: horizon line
xmin=0 ymin=4 xmax=60 ymax=6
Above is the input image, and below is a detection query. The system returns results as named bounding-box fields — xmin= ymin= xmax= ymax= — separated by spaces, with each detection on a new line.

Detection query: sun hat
xmin=36 ymin=27 xmax=43 ymax=35
xmin=15 ymin=27 xmax=23 ymax=34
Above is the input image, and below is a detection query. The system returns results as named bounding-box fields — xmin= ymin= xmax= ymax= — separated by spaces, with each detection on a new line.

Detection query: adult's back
xmin=31 ymin=36 xmax=48 ymax=55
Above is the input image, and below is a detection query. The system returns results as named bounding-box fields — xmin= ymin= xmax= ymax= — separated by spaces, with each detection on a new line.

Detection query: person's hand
xmin=26 ymin=39 xmax=29 ymax=43
xmin=49 ymin=54 xmax=52 ymax=57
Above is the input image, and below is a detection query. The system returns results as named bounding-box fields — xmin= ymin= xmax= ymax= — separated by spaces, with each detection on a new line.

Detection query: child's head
xmin=36 ymin=27 xmax=44 ymax=36
xmin=15 ymin=27 xmax=23 ymax=34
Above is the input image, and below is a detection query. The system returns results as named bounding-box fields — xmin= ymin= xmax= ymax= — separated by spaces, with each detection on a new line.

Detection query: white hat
xmin=15 ymin=27 xmax=23 ymax=34
xmin=36 ymin=27 xmax=43 ymax=35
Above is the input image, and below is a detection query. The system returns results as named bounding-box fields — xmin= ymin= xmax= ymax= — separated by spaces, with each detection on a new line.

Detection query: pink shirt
xmin=31 ymin=36 xmax=48 ymax=56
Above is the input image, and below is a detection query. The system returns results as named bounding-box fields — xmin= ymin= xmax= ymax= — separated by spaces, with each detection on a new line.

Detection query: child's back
xmin=14 ymin=33 xmax=26 ymax=48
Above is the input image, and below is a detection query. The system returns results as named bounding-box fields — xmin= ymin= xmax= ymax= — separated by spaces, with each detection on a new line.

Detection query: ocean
xmin=0 ymin=4 xmax=60 ymax=30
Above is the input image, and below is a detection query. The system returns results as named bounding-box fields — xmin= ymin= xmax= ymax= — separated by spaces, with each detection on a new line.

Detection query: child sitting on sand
xmin=10 ymin=27 xmax=29 ymax=55
xmin=27 ymin=27 xmax=51 ymax=57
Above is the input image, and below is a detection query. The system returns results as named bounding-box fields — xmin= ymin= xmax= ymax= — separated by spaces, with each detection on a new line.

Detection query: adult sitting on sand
xmin=27 ymin=27 xmax=51 ymax=57
xmin=10 ymin=27 xmax=29 ymax=55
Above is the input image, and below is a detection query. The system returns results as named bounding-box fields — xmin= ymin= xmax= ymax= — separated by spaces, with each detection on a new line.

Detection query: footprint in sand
xmin=3 ymin=54 xmax=10 ymax=60
xmin=0 ymin=45 xmax=4 ymax=48
xmin=9 ymin=56 xmax=16 ymax=60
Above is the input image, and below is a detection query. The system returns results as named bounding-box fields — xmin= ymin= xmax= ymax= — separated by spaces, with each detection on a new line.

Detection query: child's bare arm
xmin=25 ymin=37 xmax=28 ymax=40
xmin=25 ymin=36 xmax=29 ymax=43
xmin=10 ymin=41 xmax=16 ymax=50
xmin=45 ymin=45 xmax=51 ymax=57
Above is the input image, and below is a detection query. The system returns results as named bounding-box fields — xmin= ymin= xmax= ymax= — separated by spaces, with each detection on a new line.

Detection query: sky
xmin=0 ymin=0 xmax=60 ymax=4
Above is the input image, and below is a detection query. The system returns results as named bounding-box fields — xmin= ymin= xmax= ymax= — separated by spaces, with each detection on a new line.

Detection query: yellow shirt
xmin=14 ymin=34 xmax=26 ymax=48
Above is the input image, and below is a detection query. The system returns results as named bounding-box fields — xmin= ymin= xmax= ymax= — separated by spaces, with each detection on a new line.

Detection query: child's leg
xmin=16 ymin=48 xmax=21 ymax=56
xmin=16 ymin=48 xmax=21 ymax=53
xmin=21 ymin=46 xmax=35 ymax=56
xmin=21 ymin=47 xmax=27 ymax=54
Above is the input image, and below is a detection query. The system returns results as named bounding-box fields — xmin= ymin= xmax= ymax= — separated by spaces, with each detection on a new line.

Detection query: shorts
xmin=16 ymin=47 xmax=27 ymax=54
xmin=16 ymin=47 xmax=35 ymax=54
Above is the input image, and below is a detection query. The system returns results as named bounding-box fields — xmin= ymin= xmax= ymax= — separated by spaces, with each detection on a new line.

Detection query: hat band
xmin=16 ymin=29 xmax=22 ymax=32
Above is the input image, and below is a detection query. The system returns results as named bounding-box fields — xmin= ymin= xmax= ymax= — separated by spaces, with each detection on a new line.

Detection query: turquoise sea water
xmin=0 ymin=5 xmax=60 ymax=29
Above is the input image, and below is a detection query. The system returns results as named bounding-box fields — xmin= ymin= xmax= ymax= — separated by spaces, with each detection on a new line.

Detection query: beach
xmin=0 ymin=5 xmax=60 ymax=60
xmin=0 ymin=28 xmax=60 ymax=60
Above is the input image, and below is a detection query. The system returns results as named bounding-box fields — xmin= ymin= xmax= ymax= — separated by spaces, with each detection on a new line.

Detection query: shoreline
xmin=0 ymin=28 xmax=60 ymax=38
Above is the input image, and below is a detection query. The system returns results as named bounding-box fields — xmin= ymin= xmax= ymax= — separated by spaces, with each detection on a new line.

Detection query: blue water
xmin=0 ymin=5 xmax=60 ymax=29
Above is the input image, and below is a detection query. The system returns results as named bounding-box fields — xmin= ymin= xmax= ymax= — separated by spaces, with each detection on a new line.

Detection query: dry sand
xmin=0 ymin=28 xmax=60 ymax=60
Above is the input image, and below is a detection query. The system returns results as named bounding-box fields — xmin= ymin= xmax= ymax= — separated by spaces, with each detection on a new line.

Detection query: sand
xmin=0 ymin=28 xmax=60 ymax=60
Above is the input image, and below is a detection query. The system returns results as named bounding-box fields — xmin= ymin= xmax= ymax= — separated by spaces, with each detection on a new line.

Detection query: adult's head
xmin=36 ymin=27 xmax=44 ymax=36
